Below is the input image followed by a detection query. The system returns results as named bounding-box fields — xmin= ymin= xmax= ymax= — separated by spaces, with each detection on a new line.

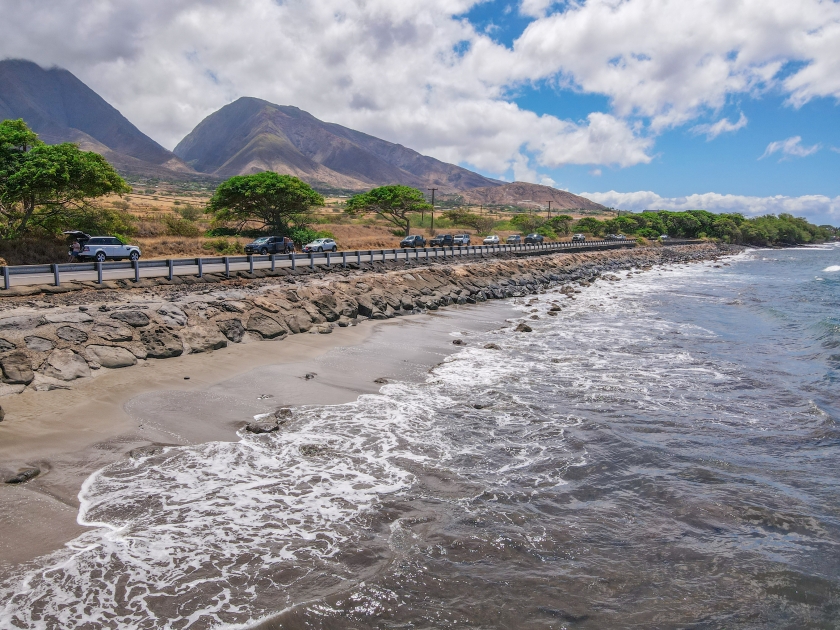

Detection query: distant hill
xmin=460 ymin=182 xmax=606 ymax=212
xmin=174 ymin=97 xmax=502 ymax=192
xmin=0 ymin=59 xmax=194 ymax=178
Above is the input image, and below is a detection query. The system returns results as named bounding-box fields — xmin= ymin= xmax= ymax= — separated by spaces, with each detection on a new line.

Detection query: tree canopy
xmin=0 ymin=119 xmax=130 ymax=238
xmin=206 ymin=171 xmax=323 ymax=235
xmin=345 ymin=185 xmax=431 ymax=236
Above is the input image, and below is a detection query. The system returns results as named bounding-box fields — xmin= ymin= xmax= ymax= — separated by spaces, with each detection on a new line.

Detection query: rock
xmin=0 ymin=338 xmax=16 ymax=351
xmin=1 ymin=351 xmax=34 ymax=384
xmin=515 ymin=323 xmax=533 ymax=333
xmin=56 ymin=326 xmax=88 ymax=344
xmin=129 ymin=445 xmax=167 ymax=459
xmin=284 ymin=310 xmax=313 ymax=334
xmin=484 ymin=343 xmax=501 ymax=350
xmin=245 ymin=420 xmax=280 ymax=434
xmin=43 ymin=349 xmax=91 ymax=381
xmin=140 ymin=327 xmax=184 ymax=358
xmin=0 ymin=315 xmax=46 ymax=331
xmin=220 ymin=301 xmax=248 ymax=313
xmin=336 ymin=316 xmax=352 ymax=327
xmin=181 ymin=325 xmax=228 ymax=353
xmin=246 ymin=312 xmax=287 ymax=339
xmin=217 ymin=319 xmax=245 ymax=343
xmin=157 ymin=304 xmax=187 ymax=327
xmin=110 ymin=310 xmax=150 ymax=327
xmin=0 ymin=405 xmax=4 ymax=422
xmin=274 ymin=407 xmax=293 ymax=420
xmin=311 ymin=296 xmax=340 ymax=321
xmin=304 ymin=372 xmax=316 ymax=380
xmin=355 ymin=294 xmax=379 ymax=317
xmin=85 ymin=345 xmax=138 ymax=369
xmin=315 ymin=324 xmax=332 ymax=334
xmin=373 ymin=377 xmax=389 ymax=384
xmin=252 ymin=297 xmax=281 ymax=313
xmin=92 ymin=321 xmax=135 ymax=342
xmin=44 ymin=312 xmax=93 ymax=324
xmin=24 ymin=336 xmax=55 ymax=352
xmin=5 ymin=467 xmax=40 ymax=484
xmin=452 ymin=339 xmax=466 ymax=345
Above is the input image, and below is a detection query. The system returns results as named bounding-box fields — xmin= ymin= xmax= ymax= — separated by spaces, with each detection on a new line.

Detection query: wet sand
xmin=0 ymin=302 xmax=517 ymax=571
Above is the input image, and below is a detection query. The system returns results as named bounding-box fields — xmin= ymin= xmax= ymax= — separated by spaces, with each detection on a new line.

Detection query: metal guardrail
xmin=0 ymin=239 xmax=638 ymax=289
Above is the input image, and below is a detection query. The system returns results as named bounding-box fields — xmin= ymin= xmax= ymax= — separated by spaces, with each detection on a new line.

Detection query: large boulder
xmin=0 ymin=315 xmax=46 ymax=331
xmin=43 ymin=349 xmax=90 ymax=381
xmin=284 ymin=310 xmax=313 ymax=334
xmin=180 ymin=325 xmax=228 ymax=353
xmin=140 ymin=327 xmax=184 ymax=358
xmin=157 ymin=304 xmax=187 ymax=328
xmin=110 ymin=310 xmax=150 ymax=327
xmin=246 ymin=313 xmax=287 ymax=339
xmin=44 ymin=312 xmax=93 ymax=324
xmin=311 ymin=296 xmax=340 ymax=322
xmin=86 ymin=345 xmax=138 ymax=369
xmin=1 ymin=351 xmax=34 ymax=384
xmin=355 ymin=294 xmax=379 ymax=318
xmin=217 ymin=319 xmax=245 ymax=343
xmin=56 ymin=326 xmax=89 ymax=344
xmin=92 ymin=321 xmax=135 ymax=342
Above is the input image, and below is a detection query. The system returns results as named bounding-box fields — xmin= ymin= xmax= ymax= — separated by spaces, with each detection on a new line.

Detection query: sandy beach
xmin=0 ymin=301 xmax=517 ymax=571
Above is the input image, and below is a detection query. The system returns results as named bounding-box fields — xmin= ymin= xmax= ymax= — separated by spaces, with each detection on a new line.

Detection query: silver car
xmin=483 ymin=235 xmax=500 ymax=245
xmin=72 ymin=234 xmax=141 ymax=262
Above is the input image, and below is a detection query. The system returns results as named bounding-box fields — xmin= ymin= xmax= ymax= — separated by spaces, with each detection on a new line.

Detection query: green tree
xmin=0 ymin=119 xmax=130 ymax=238
xmin=548 ymin=214 xmax=574 ymax=235
xmin=207 ymin=172 xmax=324 ymax=235
xmin=345 ymin=185 xmax=430 ymax=236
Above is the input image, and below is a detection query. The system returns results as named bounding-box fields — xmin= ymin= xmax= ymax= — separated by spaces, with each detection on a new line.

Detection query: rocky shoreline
xmin=0 ymin=243 xmax=735 ymax=402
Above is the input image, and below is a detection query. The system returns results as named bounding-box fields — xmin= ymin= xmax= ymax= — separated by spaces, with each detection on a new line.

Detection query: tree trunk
xmin=404 ymin=217 xmax=410 ymax=237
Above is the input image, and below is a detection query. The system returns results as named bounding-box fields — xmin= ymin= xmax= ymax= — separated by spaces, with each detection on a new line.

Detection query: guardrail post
xmin=196 ymin=257 xmax=203 ymax=278
xmin=270 ymin=254 xmax=276 ymax=271
xmin=2 ymin=266 xmax=9 ymax=290
xmin=326 ymin=251 xmax=331 ymax=267
xmin=425 ymin=248 xmax=429 ymax=261
xmin=167 ymin=259 xmax=173 ymax=280
xmin=342 ymin=252 xmax=347 ymax=268
xmin=356 ymin=250 xmax=361 ymax=265
xmin=52 ymin=264 xmax=60 ymax=287
xmin=310 ymin=252 xmax=314 ymax=269
xmin=291 ymin=253 xmax=296 ymax=270
xmin=224 ymin=256 xmax=230 ymax=278
xmin=133 ymin=260 xmax=140 ymax=283
xmin=248 ymin=255 xmax=254 ymax=274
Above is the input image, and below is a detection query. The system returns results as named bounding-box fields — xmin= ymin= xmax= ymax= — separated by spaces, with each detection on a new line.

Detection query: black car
xmin=400 ymin=235 xmax=427 ymax=248
xmin=430 ymin=234 xmax=454 ymax=247
xmin=506 ymin=234 xmax=522 ymax=244
xmin=244 ymin=236 xmax=294 ymax=255
xmin=524 ymin=233 xmax=544 ymax=244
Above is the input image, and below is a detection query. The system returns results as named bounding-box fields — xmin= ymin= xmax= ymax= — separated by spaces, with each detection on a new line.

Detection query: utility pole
xmin=428 ymin=188 xmax=437 ymax=232
xmin=546 ymin=201 xmax=552 ymax=219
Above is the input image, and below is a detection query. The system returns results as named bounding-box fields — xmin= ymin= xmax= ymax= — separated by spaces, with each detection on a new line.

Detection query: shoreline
xmin=0 ymin=243 xmax=731 ymax=569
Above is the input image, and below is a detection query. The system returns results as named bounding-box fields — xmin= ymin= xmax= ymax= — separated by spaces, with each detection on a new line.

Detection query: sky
xmin=1 ymin=0 xmax=839 ymax=224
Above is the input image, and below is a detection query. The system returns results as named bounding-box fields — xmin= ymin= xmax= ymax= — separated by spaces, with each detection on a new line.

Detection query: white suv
xmin=73 ymin=235 xmax=141 ymax=262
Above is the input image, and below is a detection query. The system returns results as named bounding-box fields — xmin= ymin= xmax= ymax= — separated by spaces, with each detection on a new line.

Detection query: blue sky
xmin=1 ymin=0 xmax=838 ymax=223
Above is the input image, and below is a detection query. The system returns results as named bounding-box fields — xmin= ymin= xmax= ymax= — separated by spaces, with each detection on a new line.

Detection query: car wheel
xmin=318 ymin=247 xmax=323 ymax=252
xmin=332 ymin=246 xmax=337 ymax=252
xmin=95 ymin=252 xmax=106 ymax=263
xmin=259 ymin=248 xmax=268 ymax=255
xmin=129 ymin=251 xmax=140 ymax=261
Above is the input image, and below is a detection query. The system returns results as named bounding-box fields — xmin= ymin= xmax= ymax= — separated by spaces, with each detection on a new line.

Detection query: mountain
xmin=459 ymin=182 xmax=606 ymax=212
xmin=0 ymin=59 xmax=194 ymax=177
xmin=174 ymin=97 xmax=502 ymax=192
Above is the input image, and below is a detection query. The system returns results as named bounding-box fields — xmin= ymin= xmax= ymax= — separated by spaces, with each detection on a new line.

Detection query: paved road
xmin=4 ymin=241 xmax=636 ymax=288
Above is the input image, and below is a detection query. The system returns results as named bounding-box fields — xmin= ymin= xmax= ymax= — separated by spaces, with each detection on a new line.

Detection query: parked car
xmin=483 ymin=235 xmax=500 ymax=245
xmin=430 ymin=234 xmax=454 ymax=247
xmin=572 ymin=233 xmax=586 ymax=243
xmin=244 ymin=236 xmax=295 ymax=255
xmin=525 ymin=233 xmax=544 ymax=244
xmin=659 ymin=234 xmax=670 ymax=240
xmin=453 ymin=233 xmax=471 ymax=245
xmin=302 ymin=238 xmax=337 ymax=252
xmin=66 ymin=231 xmax=141 ymax=262
xmin=400 ymin=234 xmax=426 ymax=248
xmin=605 ymin=234 xmax=626 ymax=241
xmin=506 ymin=234 xmax=522 ymax=244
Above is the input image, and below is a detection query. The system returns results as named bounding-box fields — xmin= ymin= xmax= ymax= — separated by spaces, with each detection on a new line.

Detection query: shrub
xmin=202 ymin=238 xmax=241 ymax=255
xmin=176 ymin=204 xmax=203 ymax=221
xmin=164 ymin=215 xmax=201 ymax=237
xmin=289 ymin=227 xmax=335 ymax=246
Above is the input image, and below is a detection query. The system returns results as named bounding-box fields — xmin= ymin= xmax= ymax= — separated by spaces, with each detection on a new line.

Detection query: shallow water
xmin=2 ymin=245 xmax=839 ymax=629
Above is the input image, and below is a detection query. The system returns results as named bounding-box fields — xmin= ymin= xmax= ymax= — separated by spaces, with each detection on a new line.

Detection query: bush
xmin=205 ymin=226 xmax=239 ymax=237
xmin=289 ymin=227 xmax=335 ymax=246
xmin=176 ymin=204 xmax=203 ymax=221
xmin=202 ymin=238 xmax=241 ymax=255
xmin=164 ymin=215 xmax=201 ymax=237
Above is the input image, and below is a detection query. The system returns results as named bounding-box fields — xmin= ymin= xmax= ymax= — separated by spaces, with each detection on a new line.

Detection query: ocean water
xmin=2 ymin=244 xmax=839 ymax=629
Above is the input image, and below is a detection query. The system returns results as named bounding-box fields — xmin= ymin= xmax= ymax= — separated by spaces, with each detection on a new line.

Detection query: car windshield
xmin=253 ymin=237 xmax=270 ymax=243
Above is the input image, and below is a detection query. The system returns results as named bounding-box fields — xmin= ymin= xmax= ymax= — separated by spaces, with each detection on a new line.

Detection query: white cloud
xmin=760 ymin=136 xmax=821 ymax=160
xmin=589 ymin=168 xmax=602 ymax=177
xmin=691 ymin=113 xmax=748 ymax=140
xmin=580 ymin=190 xmax=840 ymax=222
xmin=0 ymin=0 xmax=838 ymax=177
